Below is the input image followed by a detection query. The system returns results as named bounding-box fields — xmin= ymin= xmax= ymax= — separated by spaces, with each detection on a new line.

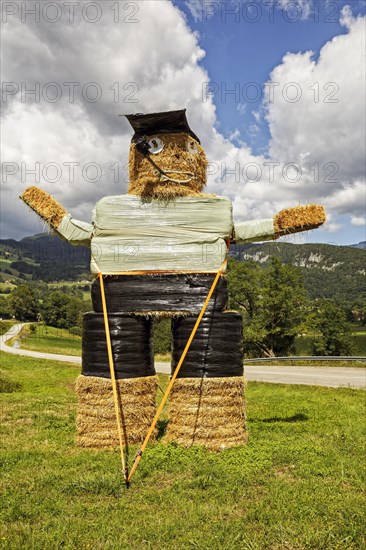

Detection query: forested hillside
xmin=230 ymin=241 xmax=365 ymax=305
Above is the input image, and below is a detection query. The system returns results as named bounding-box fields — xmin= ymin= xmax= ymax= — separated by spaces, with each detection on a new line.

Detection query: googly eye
xmin=186 ymin=139 xmax=199 ymax=154
xmin=148 ymin=137 xmax=164 ymax=154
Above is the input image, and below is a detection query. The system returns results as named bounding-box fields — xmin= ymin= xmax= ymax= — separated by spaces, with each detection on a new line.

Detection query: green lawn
xmin=13 ymin=325 xmax=82 ymax=356
xmin=1 ymin=352 xmax=365 ymax=549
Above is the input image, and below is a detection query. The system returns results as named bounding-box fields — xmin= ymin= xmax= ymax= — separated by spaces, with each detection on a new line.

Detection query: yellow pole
xmin=127 ymin=259 xmax=227 ymax=483
xmin=99 ymin=273 xmax=129 ymax=484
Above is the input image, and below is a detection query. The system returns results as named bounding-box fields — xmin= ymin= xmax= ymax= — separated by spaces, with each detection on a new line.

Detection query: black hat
xmin=123 ymin=109 xmax=200 ymax=144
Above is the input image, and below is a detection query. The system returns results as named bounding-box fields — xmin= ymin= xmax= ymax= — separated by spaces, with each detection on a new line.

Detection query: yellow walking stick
xmin=127 ymin=258 xmax=227 ymax=484
xmin=99 ymin=273 xmax=129 ymax=485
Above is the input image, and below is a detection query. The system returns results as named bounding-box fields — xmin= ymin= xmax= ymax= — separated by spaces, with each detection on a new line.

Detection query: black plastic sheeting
xmin=172 ymin=312 xmax=243 ymax=378
xmin=92 ymin=274 xmax=228 ymax=314
xmin=82 ymin=312 xmax=155 ymax=379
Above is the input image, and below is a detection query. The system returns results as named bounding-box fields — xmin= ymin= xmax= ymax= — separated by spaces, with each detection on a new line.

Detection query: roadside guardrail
xmin=244 ymin=356 xmax=366 ymax=362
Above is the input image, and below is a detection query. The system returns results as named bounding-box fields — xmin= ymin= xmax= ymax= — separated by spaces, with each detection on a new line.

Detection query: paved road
xmin=0 ymin=323 xmax=81 ymax=364
xmin=243 ymin=364 xmax=365 ymax=389
xmin=156 ymin=363 xmax=365 ymax=389
xmin=1 ymin=323 xmax=365 ymax=389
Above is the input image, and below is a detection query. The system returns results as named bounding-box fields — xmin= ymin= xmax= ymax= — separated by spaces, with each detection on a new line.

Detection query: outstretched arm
xmin=20 ymin=186 xmax=93 ymax=247
xmin=234 ymin=204 xmax=326 ymax=243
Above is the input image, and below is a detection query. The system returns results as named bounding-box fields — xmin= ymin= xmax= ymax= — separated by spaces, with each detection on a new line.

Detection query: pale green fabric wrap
xmin=90 ymin=195 xmax=233 ymax=274
xmin=56 ymin=195 xmax=277 ymax=274
xmin=234 ymin=218 xmax=275 ymax=243
xmin=56 ymin=214 xmax=93 ymax=247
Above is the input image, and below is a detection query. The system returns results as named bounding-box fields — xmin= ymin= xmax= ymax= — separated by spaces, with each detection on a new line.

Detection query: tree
xmin=154 ymin=318 xmax=171 ymax=354
xmin=65 ymin=295 xmax=89 ymax=328
xmin=42 ymin=290 xmax=90 ymax=329
xmin=227 ymin=257 xmax=308 ymax=357
xmin=0 ymin=295 xmax=11 ymax=319
xmin=8 ymin=284 xmax=40 ymax=321
xmin=349 ymin=300 xmax=366 ymax=325
xmin=309 ymin=300 xmax=354 ymax=356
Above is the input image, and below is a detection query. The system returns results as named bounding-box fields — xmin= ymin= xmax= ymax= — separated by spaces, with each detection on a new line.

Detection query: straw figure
xmin=20 ymin=110 xmax=326 ymax=452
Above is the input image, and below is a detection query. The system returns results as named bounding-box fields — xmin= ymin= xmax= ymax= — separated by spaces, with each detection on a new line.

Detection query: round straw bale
xmin=165 ymin=376 xmax=248 ymax=451
xmin=75 ymin=375 xmax=158 ymax=449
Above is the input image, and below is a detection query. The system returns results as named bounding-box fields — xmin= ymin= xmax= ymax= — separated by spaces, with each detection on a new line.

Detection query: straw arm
xmin=273 ymin=204 xmax=326 ymax=237
xmin=233 ymin=204 xmax=326 ymax=243
xmin=20 ymin=186 xmax=93 ymax=247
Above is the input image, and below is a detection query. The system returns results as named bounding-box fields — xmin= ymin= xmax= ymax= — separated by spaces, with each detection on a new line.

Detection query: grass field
xmin=11 ymin=325 xmax=82 ymax=356
xmin=1 ymin=352 xmax=365 ymax=549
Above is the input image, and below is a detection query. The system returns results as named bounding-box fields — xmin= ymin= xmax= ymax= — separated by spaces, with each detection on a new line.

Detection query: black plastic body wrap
xmin=82 ymin=312 xmax=155 ymax=379
xmin=172 ymin=312 xmax=243 ymax=378
xmin=92 ymin=274 xmax=228 ymax=314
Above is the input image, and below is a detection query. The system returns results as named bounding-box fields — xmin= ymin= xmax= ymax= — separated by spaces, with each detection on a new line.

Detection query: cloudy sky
xmin=1 ymin=0 xmax=365 ymax=245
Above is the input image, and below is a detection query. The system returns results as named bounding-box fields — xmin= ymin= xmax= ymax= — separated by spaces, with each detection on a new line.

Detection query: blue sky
xmin=176 ymin=0 xmax=365 ymax=155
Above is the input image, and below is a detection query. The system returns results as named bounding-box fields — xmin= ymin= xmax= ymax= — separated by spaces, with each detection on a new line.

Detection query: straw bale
xmin=20 ymin=186 xmax=66 ymax=229
xmin=165 ymin=377 xmax=248 ymax=451
xmin=75 ymin=375 xmax=158 ymax=449
xmin=128 ymin=133 xmax=207 ymax=199
xmin=274 ymin=204 xmax=326 ymax=237
xmin=130 ymin=310 xmax=193 ymax=318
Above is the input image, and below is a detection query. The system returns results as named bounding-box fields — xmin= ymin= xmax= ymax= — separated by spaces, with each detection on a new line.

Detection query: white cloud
xmin=277 ymin=0 xmax=312 ymax=20
xmin=325 ymin=181 xmax=366 ymax=217
xmin=252 ymin=110 xmax=261 ymax=123
xmin=1 ymin=0 xmax=365 ymax=244
xmin=186 ymin=0 xmax=205 ymax=21
xmin=204 ymin=7 xmax=366 ymax=232
xmin=186 ymin=0 xmax=240 ymax=22
xmin=186 ymin=0 xmax=314 ymax=22
xmin=1 ymin=0 xmax=216 ymax=238
xmin=351 ymin=216 xmax=366 ymax=227
xmin=262 ymin=11 xmax=365 ymax=216
xmin=340 ymin=4 xmax=356 ymax=29
xmin=237 ymin=103 xmax=247 ymax=115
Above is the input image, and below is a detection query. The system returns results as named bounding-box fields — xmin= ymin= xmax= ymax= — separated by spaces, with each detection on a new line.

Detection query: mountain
xmin=1 ymin=233 xmax=365 ymax=304
xmin=349 ymin=241 xmax=366 ymax=249
xmin=0 ymin=233 xmax=91 ymax=282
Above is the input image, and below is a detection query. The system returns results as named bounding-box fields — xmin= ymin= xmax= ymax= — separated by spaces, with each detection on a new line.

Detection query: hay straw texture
xmin=20 ymin=186 xmax=66 ymax=229
xmin=131 ymin=310 xmax=193 ymax=318
xmin=128 ymin=133 xmax=207 ymax=199
xmin=274 ymin=204 xmax=326 ymax=236
xmin=165 ymin=377 xmax=248 ymax=451
xmin=75 ymin=375 xmax=158 ymax=448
